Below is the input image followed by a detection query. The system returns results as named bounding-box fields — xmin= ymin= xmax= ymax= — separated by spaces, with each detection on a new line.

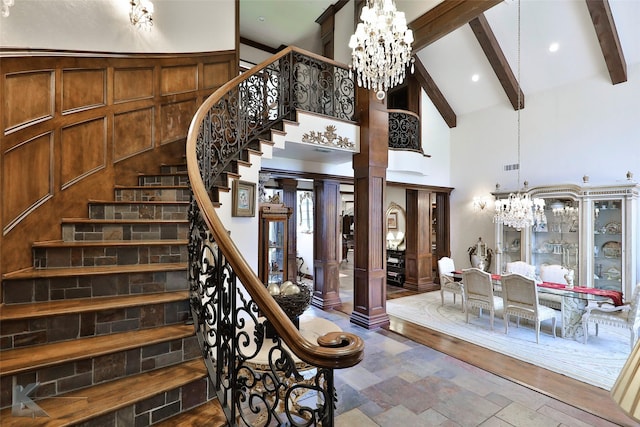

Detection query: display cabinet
xmin=258 ymin=204 xmax=292 ymax=286
xmin=493 ymin=182 xmax=640 ymax=300
xmin=581 ymin=183 xmax=639 ymax=299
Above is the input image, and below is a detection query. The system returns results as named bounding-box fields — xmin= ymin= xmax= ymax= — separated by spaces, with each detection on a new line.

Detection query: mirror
xmin=386 ymin=202 xmax=406 ymax=250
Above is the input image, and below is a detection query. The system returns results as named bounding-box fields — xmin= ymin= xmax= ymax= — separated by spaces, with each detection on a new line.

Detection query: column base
xmin=403 ymin=281 xmax=439 ymax=292
xmin=311 ymin=292 xmax=342 ymax=310
xmin=349 ymin=309 xmax=390 ymax=330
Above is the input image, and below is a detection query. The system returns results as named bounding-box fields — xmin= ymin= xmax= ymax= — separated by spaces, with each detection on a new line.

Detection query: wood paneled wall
xmin=1 ymin=51 xmax=237 ymax=273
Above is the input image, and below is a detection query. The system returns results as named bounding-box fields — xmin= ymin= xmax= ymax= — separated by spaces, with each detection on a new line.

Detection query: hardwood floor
xmin=332 ymin=273 xmax=635 ymax=426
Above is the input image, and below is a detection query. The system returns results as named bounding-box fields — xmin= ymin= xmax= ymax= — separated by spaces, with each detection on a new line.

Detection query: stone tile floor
xmin=299 ymin=251 xmax=623 ymax=427
xmin=308 ymin=306 xmax=619 ymax=427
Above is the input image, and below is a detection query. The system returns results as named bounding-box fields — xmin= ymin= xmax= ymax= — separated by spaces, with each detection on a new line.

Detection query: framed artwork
xmin=387 ymin=212 xmax=398 ymax=229
xmin=232 ymin=180 xmax=256 ymax=217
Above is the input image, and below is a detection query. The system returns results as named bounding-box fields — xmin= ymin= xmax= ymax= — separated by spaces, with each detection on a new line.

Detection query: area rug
xmin=386 ymin=291 xmax=630 ymax=390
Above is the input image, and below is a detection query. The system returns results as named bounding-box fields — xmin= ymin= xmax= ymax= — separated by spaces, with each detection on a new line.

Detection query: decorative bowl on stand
xmin=272 ymin=283 xmax=312 ymax=320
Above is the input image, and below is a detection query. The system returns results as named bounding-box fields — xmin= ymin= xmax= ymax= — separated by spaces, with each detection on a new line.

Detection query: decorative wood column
xmin=311 ymin=179 xmax=342 ymax=309
xmin=279 ymin=178 xmax=298 ymax=283
xmin=350 ymin=87 xmax=390 ymax=330
xmin=404 ymin=189 xmax=436 ymax=291
xmin=434 ymin=191 xmax=451 ymax=282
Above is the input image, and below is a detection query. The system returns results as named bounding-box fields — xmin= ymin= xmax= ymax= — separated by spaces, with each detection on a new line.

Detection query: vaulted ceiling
xmin=240 ymin=0 xmax=640 ymax=129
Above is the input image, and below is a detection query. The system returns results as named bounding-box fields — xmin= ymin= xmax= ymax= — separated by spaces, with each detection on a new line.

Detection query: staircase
xmin=0 ymin=164 xmax=225 ymax=425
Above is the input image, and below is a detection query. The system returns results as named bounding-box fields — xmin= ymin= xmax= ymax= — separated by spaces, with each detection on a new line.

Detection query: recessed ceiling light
xmin=471 ymin=74 xmax=480 ymax=82
xmin=549 ymin=42 xmax=559 ymax=53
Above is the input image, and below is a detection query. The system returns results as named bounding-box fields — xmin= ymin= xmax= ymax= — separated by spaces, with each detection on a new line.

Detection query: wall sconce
xmin=472 ymin=196 xmax=491 ymax=212
xmin=130 ymin=0 xmax=154 ymax=30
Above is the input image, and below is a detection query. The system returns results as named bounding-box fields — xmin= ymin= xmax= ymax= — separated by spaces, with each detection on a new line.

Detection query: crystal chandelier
xmin=348 ymin=0 xmax=414 ymax=101
xmin=130 ymin=0 xmax=154 ymax=31
xmin=493 ymin=0 xmax=546 ymax=231
xmin=494 ymin=192 xmax=546 ymax=230
xmin=2 ymin=0 xmax=15 ymax=18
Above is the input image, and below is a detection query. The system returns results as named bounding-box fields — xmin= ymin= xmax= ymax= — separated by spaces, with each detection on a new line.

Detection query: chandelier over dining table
xmin=348 ymin=0 xmax=414 ymax=100
xmin=494 ymin=192 xmax=546 ymax=230
xmin=493 ymin=0 xmax=546 ymax=231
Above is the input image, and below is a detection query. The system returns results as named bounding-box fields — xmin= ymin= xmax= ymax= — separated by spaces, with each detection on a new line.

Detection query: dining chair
xmin=438 ymin=257 xmax=464 ymax=311
xmin=506 ymin=261 xmax=537 ymax=279
xmin=462 ymin=268 xmax=503 ymax=330
xmin=538 ymin=264 xmax=570 ymax=310
xmin=501 ymin=273 xmax=557 ymax=343
xmin=539 ymin=264 xmax=570 ymax=284
xmin=504 ymin=261 xmax=537 ymax=298
xmin=582 ymin=283 xmax=640 ymax=351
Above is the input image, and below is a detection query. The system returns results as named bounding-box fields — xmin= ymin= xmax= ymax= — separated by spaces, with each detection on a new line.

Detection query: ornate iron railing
xmin=186 ymin=47 xmax=364 ymax=426
xmin=388 ymin=110 xmax=423 ymax=153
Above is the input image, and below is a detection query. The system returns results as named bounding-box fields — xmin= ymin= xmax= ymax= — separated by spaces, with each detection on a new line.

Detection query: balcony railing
xmin=388 ymin=109 xmax=423 ymax=154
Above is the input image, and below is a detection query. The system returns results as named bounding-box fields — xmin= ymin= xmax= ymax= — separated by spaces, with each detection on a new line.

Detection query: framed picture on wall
xmin=387 ymin=212 xmax=398 ymax=229
xmin=232 ymin=180 xmax=256 ymax=217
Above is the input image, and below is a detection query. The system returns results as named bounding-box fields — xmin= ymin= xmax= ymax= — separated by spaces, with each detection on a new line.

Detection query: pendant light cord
xmin=517 ymin=0 xmax=521 ymax=191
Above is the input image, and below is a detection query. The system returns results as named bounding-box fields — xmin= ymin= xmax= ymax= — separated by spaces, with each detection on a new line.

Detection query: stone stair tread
xmin=2 ymin=262 xmax=187 ymax=280
xmin=114 ymin=184 xmax=188 ymax=189
xmin=154 ymin=400 xmax=226 ymax=427
xmin=0 ymin=290 xmax=188 ymax=320
xmin=140 ymin=172 xmax=188 ymax=177
xmin=0 ymin=324 xmax=194 ymax=376
xmin=62 ymin=218 xmax=188 ymax=224
xmin=88 ymin=199 xmax=189 ymax=205
xmin=32 ymin=239 xmax=188 ymax=248
xmin=0 ymin=359 xmax=206 ymax=426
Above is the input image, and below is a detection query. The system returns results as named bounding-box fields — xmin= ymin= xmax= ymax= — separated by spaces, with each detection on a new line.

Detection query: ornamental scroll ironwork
xmin=189 ymin=49 xmax=357 ymax=426
xmin=188 ymin=201 xmax=335 ymax=426
xmin=301 ymin=125 xmax=355 ymax=150
xmin=196 ymin=51 xmax=355 ymax=192
xmin=388 ymin=111 xmax=422 ymax=153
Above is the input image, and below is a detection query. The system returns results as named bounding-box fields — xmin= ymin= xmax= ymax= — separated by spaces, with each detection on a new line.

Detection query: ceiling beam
xmin=409 ymin=0 xmax=503 ymax=52
xmin=585 ymin=0 xmax=627 ymax=85
xmin=469 ymin=13 xmax=524 ymax=111
xmin=413 ymin=58 xmax=457 ymax=128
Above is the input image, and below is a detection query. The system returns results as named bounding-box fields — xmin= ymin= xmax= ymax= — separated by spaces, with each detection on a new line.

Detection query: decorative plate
xmin=605 ymin=222 xmax=621 ymax=234
xmin=602 ymin=241 xmax=621 ymax=258
xmin=605 ymin=267 xmax=621 ymax=280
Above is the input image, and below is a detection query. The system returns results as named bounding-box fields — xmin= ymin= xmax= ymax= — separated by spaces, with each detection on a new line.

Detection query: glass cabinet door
xmin=259 ymin=204 xmax=291 ymax=286
xmin=593 ymin=199 xmax=623 ymax=292
xmin=267 ymin=220 xmax=286 ymax=285
xmin=499 ymin=225 xmax=522 ymax=273
xmin=531 ymin=199 xmax=580 ymax=283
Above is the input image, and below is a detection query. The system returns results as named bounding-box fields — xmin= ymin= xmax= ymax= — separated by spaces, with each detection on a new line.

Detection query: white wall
xmin=0 ymin=0 xmax=234 ymax=53
xmin=449 ymin=62 xmax=640 ymax=271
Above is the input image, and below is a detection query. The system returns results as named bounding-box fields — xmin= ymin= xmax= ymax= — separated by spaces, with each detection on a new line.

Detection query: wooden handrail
xmin=186 ymin=46 xmax=364 ymax=369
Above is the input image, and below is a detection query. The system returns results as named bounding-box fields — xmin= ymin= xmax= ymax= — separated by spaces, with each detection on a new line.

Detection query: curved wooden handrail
xmin=186 ymin=46 xmax=364 ymax=369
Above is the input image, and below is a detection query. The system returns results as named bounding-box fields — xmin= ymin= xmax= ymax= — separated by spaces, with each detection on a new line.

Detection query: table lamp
xmin=611 ymin=339 xmax=640 ymax=421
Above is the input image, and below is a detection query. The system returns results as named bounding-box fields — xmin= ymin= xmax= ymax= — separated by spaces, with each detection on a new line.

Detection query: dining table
xmin=451 ymin=270 xmax=621 ymax=340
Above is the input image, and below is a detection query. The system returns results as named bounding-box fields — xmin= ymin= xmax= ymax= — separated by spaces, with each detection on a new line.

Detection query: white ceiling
xmin=240 ymin=0 xmax=640 ymax=117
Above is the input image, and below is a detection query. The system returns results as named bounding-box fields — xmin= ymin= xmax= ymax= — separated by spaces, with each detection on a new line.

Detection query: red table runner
xmin=452 ymin=270 xmax=624 ymax=306
xmin=538 ymin=282 xmax=623 ymax=306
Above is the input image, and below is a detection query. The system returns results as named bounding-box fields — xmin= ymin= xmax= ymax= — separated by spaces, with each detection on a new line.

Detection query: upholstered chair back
xmin=540 ymin=264 xmax=570 ymax=284
xmin=506 ymin=261 xmax=536 ymax=279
